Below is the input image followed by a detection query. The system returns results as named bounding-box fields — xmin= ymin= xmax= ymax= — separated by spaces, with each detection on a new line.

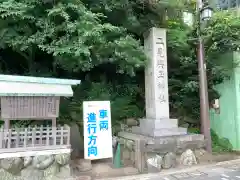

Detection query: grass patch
xmin=188 ymin=128 xmax=233 ymax=152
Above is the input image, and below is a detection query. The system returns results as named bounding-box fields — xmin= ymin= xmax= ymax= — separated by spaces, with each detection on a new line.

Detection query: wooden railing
xmin=0 ymin=125 xmax=70 ymax=153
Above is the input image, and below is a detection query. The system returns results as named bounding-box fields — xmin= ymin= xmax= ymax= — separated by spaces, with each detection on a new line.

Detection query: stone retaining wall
xmin=118 ymin=132 xmax=206 ymax=173
xmin=120 ymin=139 xmax=205 ymax=173
xmin=0 ymin=153 xmax=71 ymax=180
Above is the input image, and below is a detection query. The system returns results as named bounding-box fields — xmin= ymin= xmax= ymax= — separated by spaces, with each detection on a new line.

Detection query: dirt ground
xmin=199 ymin=151 xmax=240 ymax=163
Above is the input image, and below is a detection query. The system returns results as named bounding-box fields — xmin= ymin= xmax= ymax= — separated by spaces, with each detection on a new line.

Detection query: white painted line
xmin=222 ymin=174 xmax=230 ymax=178
xmin=221 ymin=178 xmax=229 ymax=180
xmin=191 ymin=173 xmax=202 ymax=176
xmin=163 ymin=178 xmax=170 ymax=180
xmin=212 ymin=168 xmax=218 ymax=171
xmin=235 ymin=176 xmax=240 ymax=179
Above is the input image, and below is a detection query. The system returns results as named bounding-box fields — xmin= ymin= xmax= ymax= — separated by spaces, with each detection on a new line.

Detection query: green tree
xmin=0 ymin=0 xmax=237 ymax=129
xmin=0 ymin=0 xmax=146 ymax=76
xmin=203 ymin=10 xmax=240 ymax=56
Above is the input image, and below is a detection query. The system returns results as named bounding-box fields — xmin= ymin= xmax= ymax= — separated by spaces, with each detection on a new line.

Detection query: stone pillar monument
xmin=118 ymin=28 xmax=205 ymax=173
xmin=132 ymin=28 xmax=187 ymax=137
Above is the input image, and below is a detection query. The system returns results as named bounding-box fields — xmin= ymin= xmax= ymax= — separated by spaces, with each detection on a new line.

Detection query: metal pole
xmin=197 ymin=0 xmax=212 ymax=153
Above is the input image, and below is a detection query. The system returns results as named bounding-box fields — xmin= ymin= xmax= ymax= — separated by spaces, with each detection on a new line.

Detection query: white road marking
xmin=163 ymin=178 xmax=170 ymax=180
xmin=222 ymin=174 xmax=230 ymax=178
xmin=236 ymin=176 xmax=240 ymax=179
xmin=221 ymin=178 xmax=229 ymax=180
xmin=190 ymin=173 xmax=202 ymax=176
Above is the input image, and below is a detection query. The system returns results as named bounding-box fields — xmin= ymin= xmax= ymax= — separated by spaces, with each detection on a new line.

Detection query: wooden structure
xmin=0 ymin=125 xmax=71 ymax=154
xmin=0 ymin=75 xmax=80 ymax=129
xmin=1 ymin=97 xmax=60 ymax=128
xmin=0 ymin=74 xmax=80 ymax=153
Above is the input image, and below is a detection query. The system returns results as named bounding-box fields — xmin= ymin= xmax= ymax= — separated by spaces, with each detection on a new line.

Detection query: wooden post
xmin=32 ymin=127 xmax=36 ymax=146
xmin=7 ymin=129 xmax=11 ymax=148
xmin=53 ymin=126 xmax=57 ymax=146
xmin=4 ymin=119 xmax=10 ymax=130
xmin=24 ymin=128 xmax=28 ymax=148
xmin=0 ymin=127 xmax=3 ymax=149
xmin=52 ymin=118 xmax=57 ymax=145
xmin=67 ymin=126 xmax=70 ymax=146
xmin=40 ymin=125 xmax=43 ymax=145
xmin=52 ymin=118 xmax=56 ymax=127
xmin=46 ymin=125 xmax=50 ymax=146
xmin=16 ymin=127 xmax=20 ymax=148
xmin=60 ymin=126 xmax=64 ymax=145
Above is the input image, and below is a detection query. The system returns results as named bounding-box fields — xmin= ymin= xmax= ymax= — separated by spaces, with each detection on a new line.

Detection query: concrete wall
xmin=210 ymin=52 xmax=240 ymax=150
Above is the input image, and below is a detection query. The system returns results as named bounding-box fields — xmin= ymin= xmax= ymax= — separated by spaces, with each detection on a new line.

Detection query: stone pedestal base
xmin=0 ymin=152 xmax=72 ymax=180
xmin=118 ymin=131 xmax=206 ymax=173
xmin=132 ymin=118 xmax=187 ymax=137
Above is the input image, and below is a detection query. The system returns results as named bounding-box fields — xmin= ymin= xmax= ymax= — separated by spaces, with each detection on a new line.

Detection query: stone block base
xmin=118 ymin=131 xmax=206 ymax=173
xmin=139 ymin=118 xmax=178 ymax=129
xmin=132 ymin=118 xmax=187 ymax=137
xmin=132 ymin=126 xmax=187 ymax=137
xmin=0 ymin=152 xmax=71 ymax=180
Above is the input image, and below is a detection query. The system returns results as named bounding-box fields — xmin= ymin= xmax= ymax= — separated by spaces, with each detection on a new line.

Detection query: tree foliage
xmin=0 ymin=0 xmax=146 ymax=75
xmin=203 ymin=10 xmax=240 ymax=57
xmin=0 ymin=0 xmax=238 ymax=129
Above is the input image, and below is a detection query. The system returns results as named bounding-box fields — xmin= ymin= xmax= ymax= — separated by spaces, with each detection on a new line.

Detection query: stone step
xmin=119 ymin=131 xmax=205 ymax=143
xmin=139 ymin=118 xmax=178 ymax=129
xmin=147 ymin=127 xmax=187 ymax=137
xmin=132 ymin=126 xmax=187 ymax=137
xmin=176 ymin=133 xmax=204 ymax=142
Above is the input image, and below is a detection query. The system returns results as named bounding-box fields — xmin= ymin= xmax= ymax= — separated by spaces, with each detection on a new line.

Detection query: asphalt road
xmin=98 ymin=160 xmax=240 ymax=180
xmin=150 ymin=170 xmax=240 ymax=180
xmin=145 ymin=164 xmax=240 ymax=180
